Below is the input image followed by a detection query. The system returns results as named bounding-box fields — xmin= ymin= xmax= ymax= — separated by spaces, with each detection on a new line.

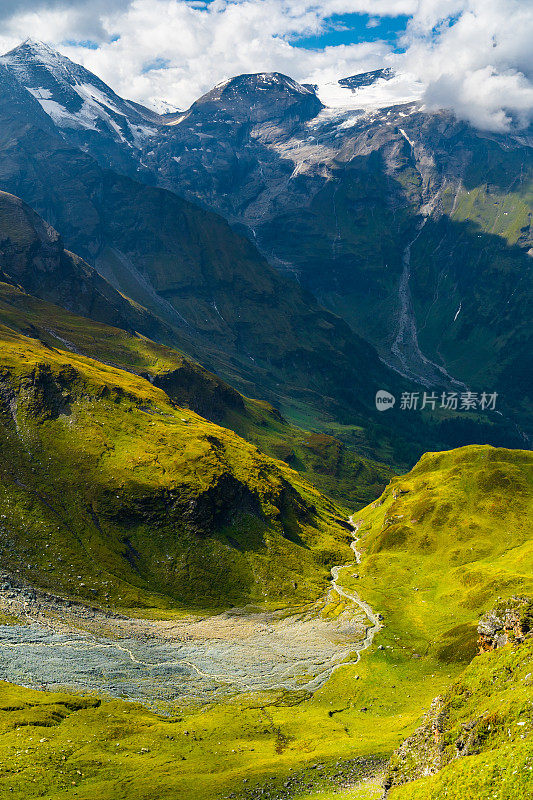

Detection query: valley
xmin=0 ymin=440 xmax=529 ymax=800
xmin=0 ymin=31 xmax=530 ymax=800
xmin=0 ymin=40 xmax=530 ymax=452
xmin=0 ymin=564 xmax=372 ymax=706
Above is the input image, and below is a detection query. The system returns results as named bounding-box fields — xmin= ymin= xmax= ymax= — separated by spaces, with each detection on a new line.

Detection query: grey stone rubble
xmin=0 ymin=559 xmax=376 ymax=707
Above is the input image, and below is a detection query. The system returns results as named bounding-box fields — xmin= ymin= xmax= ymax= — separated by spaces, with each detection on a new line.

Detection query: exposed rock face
xmin=101 ymin=470 xmax=265 ymax=537
xmin=338 ymin=68 xmax=394 ymax=90
xmin=0 ymin=39 xmax=158 ymax=176
xmin=181 ymin=471 xmax=264 ymax=536
xmin=0 ymin=190 xmax=171 ymax=340
xmin=477 ymin=596 xmax=533 ymax=652
xmin=0 ymin=41 xmax=530 ymax=448
xmin=384 ymin=696 xmax=448 ymax=790
xmin=384 ymin=597 xmax=533 ymax=794
xmin=0 ymin=60 xmax=405 ymax=439
xmin=151 ymin=362 xmax=245 ymax=423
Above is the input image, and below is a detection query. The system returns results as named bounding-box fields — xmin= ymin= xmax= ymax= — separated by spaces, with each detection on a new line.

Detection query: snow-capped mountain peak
xmin=165 ymin=72 xmax=323 ymax=127
xmin=0 ymin=40 xmax=157 ymax=146
xmin=338 ymin=67 xmax=394 ymax=91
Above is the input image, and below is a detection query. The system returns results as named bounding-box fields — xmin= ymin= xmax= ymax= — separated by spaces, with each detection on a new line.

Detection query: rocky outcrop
xmin=384 ymin=597 xmax=533 ymax=794
xmin=384 ymin=696 xmax=448 ymax=790
xmin=477 ymin=596 xmax=533 ymax=652
xmin=151 ymin=362 xmax=244 ymax=423
xmin=181 ymin=471 xmax=263 ymax=536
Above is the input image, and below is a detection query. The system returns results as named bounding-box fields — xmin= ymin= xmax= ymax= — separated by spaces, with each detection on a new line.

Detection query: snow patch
xmin=2 ymin=42 xmax=155 ymax=145
xmin=399 ymin=127 xmax=415 ymax=148
xmin=315 ymin=72 xmax=423 ymax=113
xmin=75 ymin=82 xmax=125 ymax=117
xmin=37 ymin=96 xmax=98 ymax=130
xmin=26 ymin=86 xmax=52 ymax=100
xmin=150 ymin=98 xmax=181 ymax=114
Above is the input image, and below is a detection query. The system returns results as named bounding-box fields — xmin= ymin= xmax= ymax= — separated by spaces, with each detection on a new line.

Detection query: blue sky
xmin=64 ymin=12 xmax=410 ymax=55
xmin=293 ymin=12 xmax=409 ymax=50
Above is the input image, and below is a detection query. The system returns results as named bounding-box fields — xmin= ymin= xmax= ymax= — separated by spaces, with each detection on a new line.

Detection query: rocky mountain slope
xmin=0 ymin=56 xmax=417 ymax=453
xmin=7 ymin=41 xmax=528 ymax=439
xmin=0 ymin=36 xmax=530 ymax=800
xmin=0 ymin=190 xmax=174 ymax=343
xmin=0 ymin=39 xmax=160 ymax=176
xmin=155 ymin=84 xmax=532 ymax=415
xmin=155 ymin=92 xmax=532 ymax=435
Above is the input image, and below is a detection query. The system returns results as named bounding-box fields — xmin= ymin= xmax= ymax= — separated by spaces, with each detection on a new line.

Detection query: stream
xmin=387 ymin=219 xmax=465 ymax=388
xmin=0 ymin=525 xmax=381 ymax=708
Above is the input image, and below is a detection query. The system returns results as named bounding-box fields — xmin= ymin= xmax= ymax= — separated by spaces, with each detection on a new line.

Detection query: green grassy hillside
xmin=0 ymin=315 xmax=358 ymax=612
xmin=348 ymin=445 xmax=533 ymax=666
xmin=0 ymin=280 xmax=392 ymax=509
xmin=0 ymin=446 xmax=528 ymax=800
xmin=387 ymin=634 xmax=533 ymax=800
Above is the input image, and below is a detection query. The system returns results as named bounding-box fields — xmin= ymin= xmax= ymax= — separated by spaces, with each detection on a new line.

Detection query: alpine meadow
xmin=0 ymin=2 xmax=531 ymax=799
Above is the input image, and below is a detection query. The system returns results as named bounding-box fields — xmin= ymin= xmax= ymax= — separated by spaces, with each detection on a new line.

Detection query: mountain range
xmin=0 ymin=38 xmax=530 ymax=452
xmin=0 ymin=37 xmax=531 ymax=800
xmin=0 ymin=43 xmax=410 ymax=451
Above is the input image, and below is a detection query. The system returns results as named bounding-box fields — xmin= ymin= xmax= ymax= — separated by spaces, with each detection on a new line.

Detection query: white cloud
xmin=0 ymin=1 xmax=401 ymax=108
xmin=0 ymin=0 xmax=531 ymax=131
xmin=401 ymin=0 xmax=533 ymax=130
xmin=78 ymin=0 xmax=401 ymax=109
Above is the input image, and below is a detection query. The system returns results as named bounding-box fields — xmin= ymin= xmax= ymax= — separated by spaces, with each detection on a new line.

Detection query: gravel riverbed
xmin=0 ymin=583 xmax=368 ymax=706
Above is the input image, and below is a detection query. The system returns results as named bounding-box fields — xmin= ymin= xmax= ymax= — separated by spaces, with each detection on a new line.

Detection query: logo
xmin=375 ymin=390 xmax=396 ymax=411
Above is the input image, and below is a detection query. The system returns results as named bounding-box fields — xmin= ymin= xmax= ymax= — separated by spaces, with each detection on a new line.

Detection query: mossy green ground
xmin=0 ymin=661 xmax=442 ymax=800
xmin=292 ymin=776 xmax=383 ymax=800
xmin=0 ymin=281 xmax=392 ymax=510
xmin=0 ymin=445 xmax=528 ymax=798
xmin=296 ymin=787 xmax=382 ymax=800
xmin=388 ymin=638 xmax=533 ymax=800
xmin=0 ymin=610 xmax=19 ymax=625
xmin=0 ymin=282 xmax=530 ymax=800
xmin=350 ymin=445 xmax=533 ymax=668
xmin=0 ymin=316 xmax=357 ymax=612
